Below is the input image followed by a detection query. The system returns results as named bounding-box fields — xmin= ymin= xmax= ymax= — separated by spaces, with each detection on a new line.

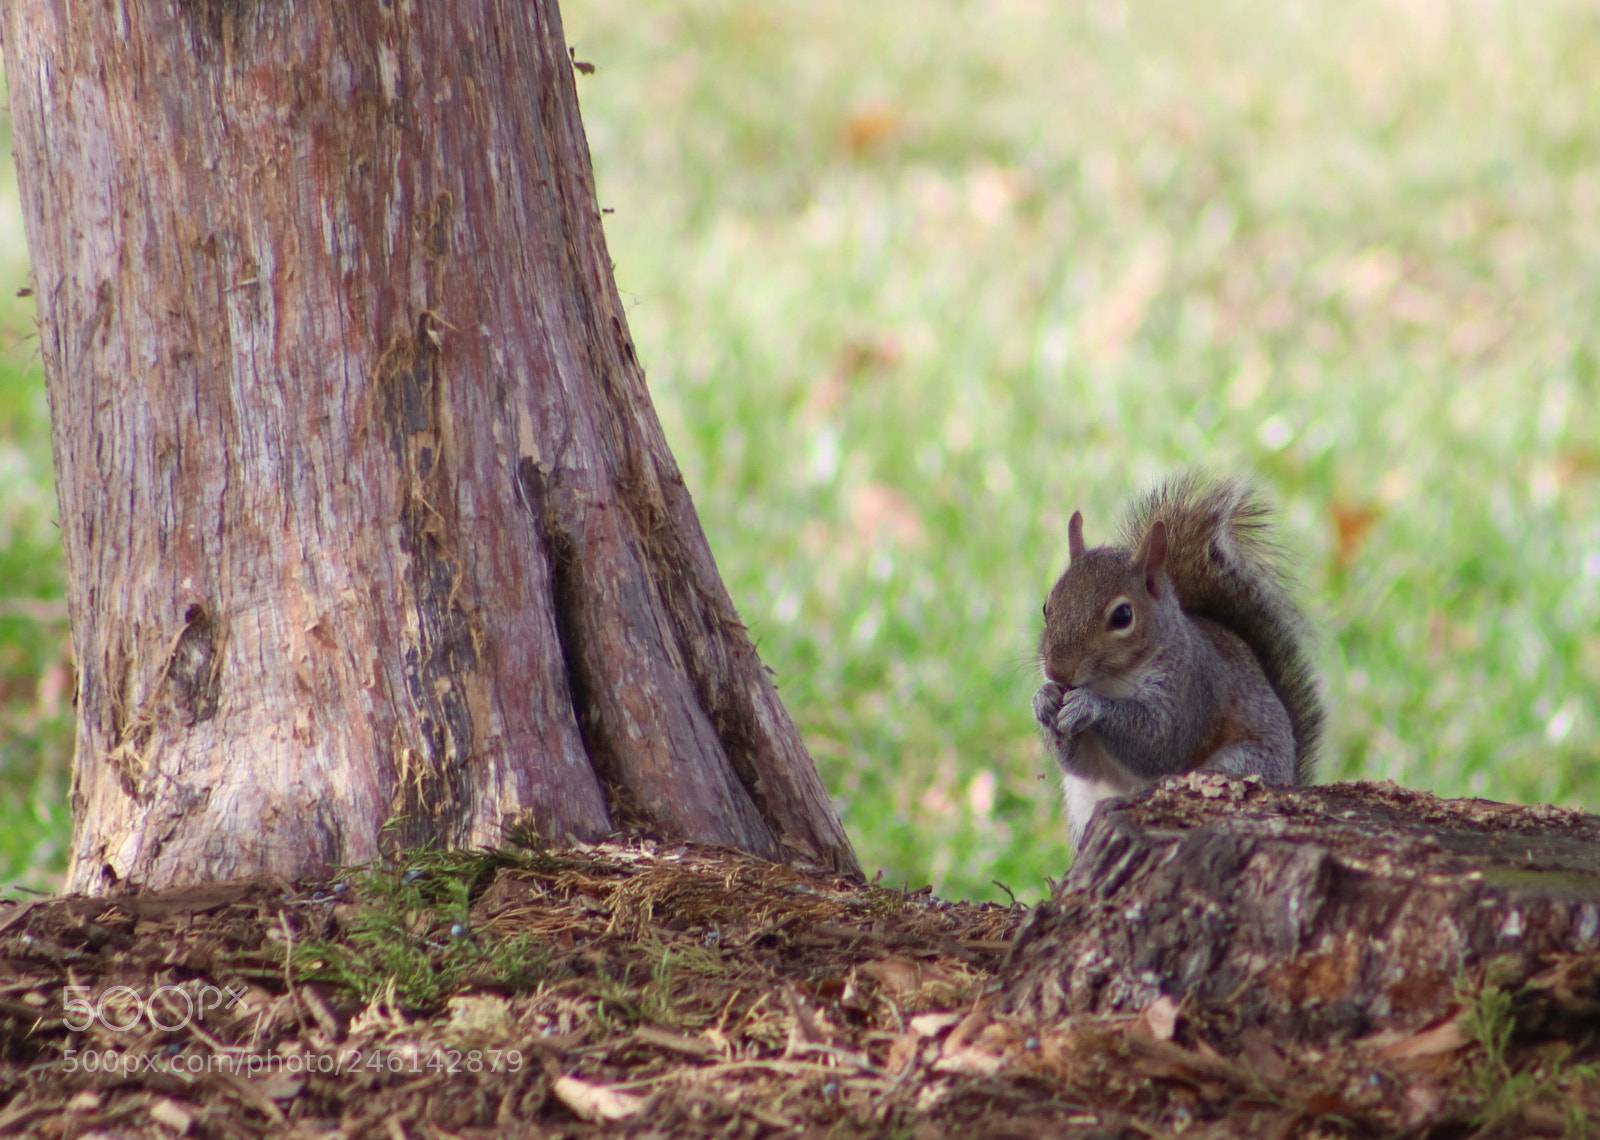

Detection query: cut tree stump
xmin=999 ymin=773 xmax=1600 ymax=1042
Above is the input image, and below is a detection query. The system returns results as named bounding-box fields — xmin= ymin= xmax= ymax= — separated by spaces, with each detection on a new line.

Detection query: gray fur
xmin=1119 ymin=475 xmax=1324 ymax=780
xmin=1035 ymin=474 xmax=1323 ymax=846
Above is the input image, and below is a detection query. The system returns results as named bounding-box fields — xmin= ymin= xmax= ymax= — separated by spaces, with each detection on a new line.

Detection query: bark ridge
xmin=1001 ymin=774 xmax=1600 ymax=1041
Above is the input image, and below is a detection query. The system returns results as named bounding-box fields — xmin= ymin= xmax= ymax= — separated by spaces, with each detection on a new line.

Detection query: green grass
xmin=292 ymin=851 xmax=556 ymax=1012
xmin=0 ymin=113 xmax=71 ymax=895
xmin=3 ymin=0 xmax=1599 ymax=901
xmin=1462 ymin=977 xmax=1600 ymax=1132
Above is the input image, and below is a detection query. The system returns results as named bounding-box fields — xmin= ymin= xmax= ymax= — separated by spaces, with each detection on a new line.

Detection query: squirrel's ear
xmin=1068 ymin=511 xmax=1086 ymax=562
xmin=1139 ymin=520 xmax=1168 ymax=596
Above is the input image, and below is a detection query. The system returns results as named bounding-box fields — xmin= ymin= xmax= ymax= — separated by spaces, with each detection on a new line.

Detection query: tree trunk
xmin=1000 ymin=774 xmax=1600 ymax=1041
xmin=3 ymin=0 xmax=857 ymax=892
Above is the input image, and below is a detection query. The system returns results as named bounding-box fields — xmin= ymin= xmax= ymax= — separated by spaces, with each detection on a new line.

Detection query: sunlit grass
xmin=2 ymin=0 xmax=1598 ymax=900
xmin=565 ymin=0 xmax=1600 ymax=898
xmin=0 ymin=114 xmax=70 ymax=893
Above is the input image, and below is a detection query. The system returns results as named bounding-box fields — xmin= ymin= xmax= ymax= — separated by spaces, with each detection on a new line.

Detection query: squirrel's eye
xmin=1042 ymin=602 xmax=1049 ymax=618
xmin=1108 ymin=602 xmax=1134 ymax=630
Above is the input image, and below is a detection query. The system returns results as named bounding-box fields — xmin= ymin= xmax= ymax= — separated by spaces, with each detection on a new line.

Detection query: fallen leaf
xmin=1238 ymin=1027 xmax=1289 ymax=1082
xmin=861 ymin=956 xmax=954 ymax=996
xmin=148 ymin=1099 xmax=193 ymax=1135
xmin=841 ymin=105 xmax=899 ymax=155
xmin=1139 ymin=995 xmax=1179 ymax=1042
xmin=1127 ymin=1036 xmax=1254 ymax=1088
xmin=1330 ymin=500 xmax=1380 ymax=565
xmin=248 ymin=1074 xmax=304 ymax=1101
xmin=551 ymin=1076 xmax=645 ymax=1122
xmin=886 ymin=1033 xmax=919 ymax=1074
xmin=934 ymin=998 xmax=1007 ymax=1074
xmin=634 ymin=1025 xmax=716 ymax=1057
xmin=1374 ymin=1015 xmax=1469 ymax=1062
xmin=935 ymin=1043 xmax=1004 ymax=1076
xmin=936 ymin=1016 xmax=1025 ymax=1078
xmin=909 ymin=1011 xmax=962 ymax=1037
xmin=941 ymin=999 xmax=995 ymax=1056
xmin=1305 ymin=1091 xmax=1357 ymax=1116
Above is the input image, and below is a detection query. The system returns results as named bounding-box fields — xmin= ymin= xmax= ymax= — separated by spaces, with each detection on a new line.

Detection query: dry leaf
xmin=1305 ymin=1091 xmax=1358 ymax=1116
xmin=248 ymin=1073 xmax=304 ymax=1101
xmin=941 ymin=999 xmax=994 ymax=1056
xmin=1523 ymin=951 xmax=1600 ymax=1013
xmin=909 ymin=1011 xmax=962 ymax=1037
xmin=1127 ymin=1036 xmax=1254 ymax=1088
xmin=936 ymin=1043 xmax=1004 ymax=1076
xmin=1374 ymin=1015 xmax=1469 ymax=1062
xmin=886 ymin=1032 xmax=920 ymax=1075
xmin=841 ymin=105 xmax=898 ymax=155
xmin=551 ymin=1076 xmax=645 ymax=1122
xmin=935 ymin=998 xmax=1005 ymax=1074
xmin=1330 ymin=500 xmax=1380 ymax=566
xmin=936 ymin=1012 xmax=1021 ymax=1077
xmin=861 ymin=956 xmax=936 ymax=995
xmin=1140 ymin=995 xmax=1179 ymax=1042
xmin=1238 ymin=1027 xmax=1289 ymax=1082
xmin=635 ymin=1025 xmax=716 ymax=1057
xmin=148 ymin=1099 xmax=193 ymax=1134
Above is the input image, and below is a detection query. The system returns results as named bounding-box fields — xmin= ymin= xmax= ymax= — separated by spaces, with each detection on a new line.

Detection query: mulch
xmin=0 ymin=837 xmax=1595 ymax=1138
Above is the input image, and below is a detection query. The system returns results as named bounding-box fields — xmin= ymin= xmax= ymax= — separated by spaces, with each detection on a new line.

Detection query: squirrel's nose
xmin=1049 ymin=662 xmax=1085 ymax=689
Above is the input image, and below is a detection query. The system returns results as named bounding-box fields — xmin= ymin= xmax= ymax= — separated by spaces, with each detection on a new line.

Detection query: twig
xmin=279 ymin=910 xmax=310 ymax=1038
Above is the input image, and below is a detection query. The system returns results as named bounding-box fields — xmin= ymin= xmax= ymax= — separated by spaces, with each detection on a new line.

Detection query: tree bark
xmin=3 ymin=0 xmax=857 ymax=891
xmin=1000 ymin=774 xmax=1600 ymax=1042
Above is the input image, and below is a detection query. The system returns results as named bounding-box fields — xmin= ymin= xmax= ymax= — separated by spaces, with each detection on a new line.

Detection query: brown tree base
xmin=6 ymin=0 xmax=857 ymax=893
xmin=1000 ymin=773 xmax=1600 ymax=1042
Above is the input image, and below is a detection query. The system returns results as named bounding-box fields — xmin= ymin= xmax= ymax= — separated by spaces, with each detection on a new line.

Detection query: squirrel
xmin=1033 ymin=474 xmax=1324 ymax=848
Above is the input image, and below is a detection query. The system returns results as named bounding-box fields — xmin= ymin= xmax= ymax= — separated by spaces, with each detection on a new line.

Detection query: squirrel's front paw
xmin=1032 ymin=682 xmax=1064 ymax=735
xmin=1054 ymin=687 xmax=1107 ymax=738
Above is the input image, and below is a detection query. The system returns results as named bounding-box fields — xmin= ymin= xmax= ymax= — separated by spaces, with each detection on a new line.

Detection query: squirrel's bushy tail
xmin=1119 ymin=473 xmax=1325 ymax=782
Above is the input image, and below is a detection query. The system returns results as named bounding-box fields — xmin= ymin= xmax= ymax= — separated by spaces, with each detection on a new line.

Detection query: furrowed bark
xmin=1000 ymin=775 xmax=1600 ymax=1041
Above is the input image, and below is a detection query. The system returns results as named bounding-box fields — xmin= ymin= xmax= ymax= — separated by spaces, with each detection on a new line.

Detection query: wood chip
xmin=551 ymin=1076 xmax=645 ymax=1122
xmin=148 ymin=1098 xmax=194 ymax=1135
xmin=908 ymin=1011 xmax=962 ymax=1037
xmin=1139 ymin=994 xmax=1179 ymax=1042
xmin=1374 ymin=1015 xmax=1470 ymax=1062
xmin=859 ymin=956 xmax=927 ymax=995
xmin=635 ymin=1025 xmax=717 ymax=1056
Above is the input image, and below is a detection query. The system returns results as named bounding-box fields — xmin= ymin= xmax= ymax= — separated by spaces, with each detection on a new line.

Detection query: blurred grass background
xmin=0 ymin=106 xmax=72 ymax=894
xmin=3 ymin=0 xmax=1599 ymax=900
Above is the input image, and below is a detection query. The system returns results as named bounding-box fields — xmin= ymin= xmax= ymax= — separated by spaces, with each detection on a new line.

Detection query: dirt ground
xmin=1 ymin=838 xmax=1596 ymax=1139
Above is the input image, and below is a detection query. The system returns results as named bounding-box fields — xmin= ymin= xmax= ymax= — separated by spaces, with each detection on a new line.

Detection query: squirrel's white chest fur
xmin=1055 ymin=671 xmax=1150 ymax=847
xmin=1060 ymin=726 xmax=1279 ymax=848
xmin=1058 ymin=733 xmax=1141 ymax=848
xmin=1060 ymin=772 xmax=1132 ymax=848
